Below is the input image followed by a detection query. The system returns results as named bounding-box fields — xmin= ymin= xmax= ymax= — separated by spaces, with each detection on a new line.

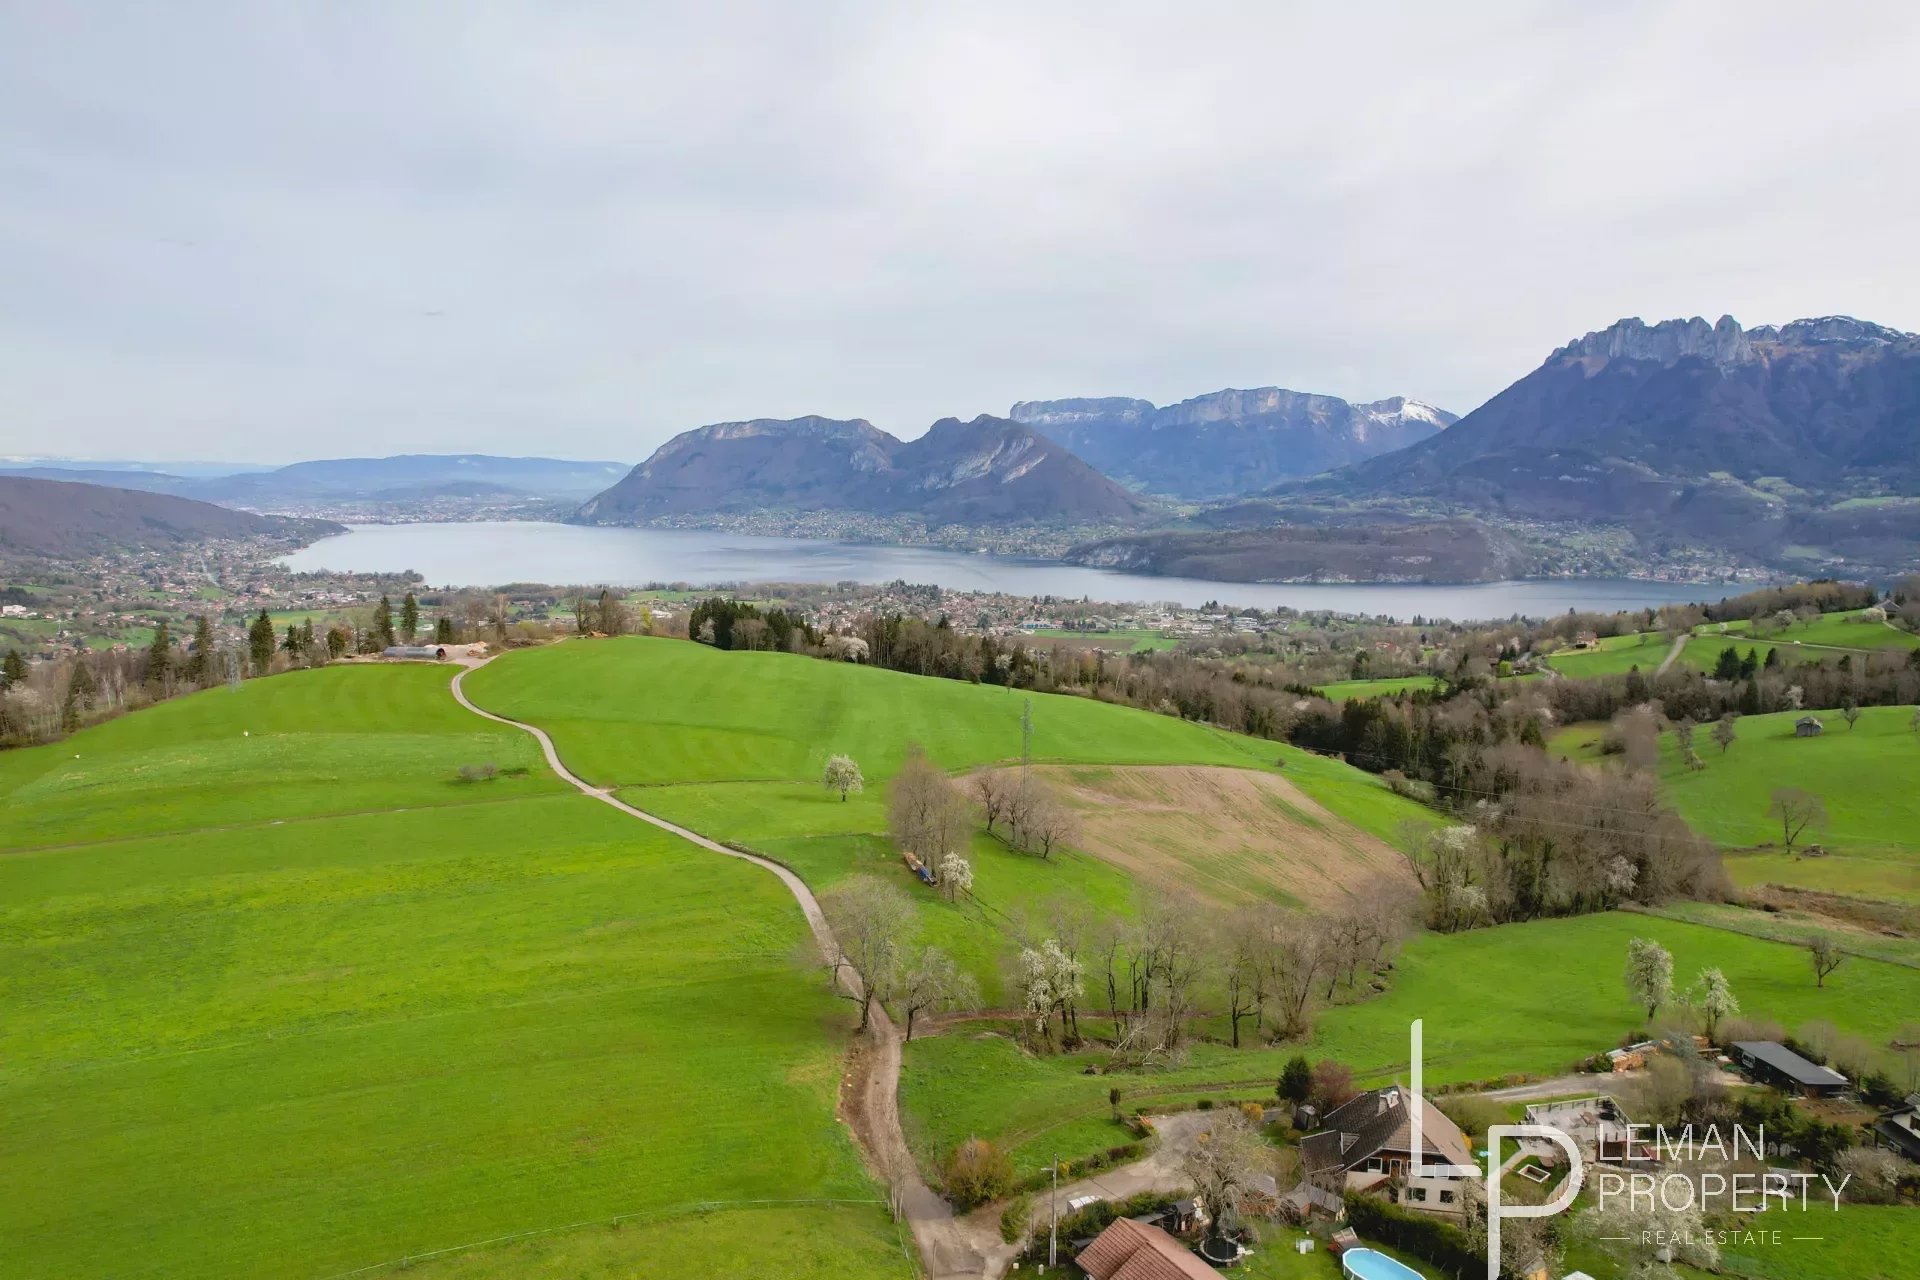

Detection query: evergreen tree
xmin=1 ymin=648 xmax=26 ymax=691
xmin=63 ymin=660 xmax=98 ymax=729
xmin=146 ymin=620 xmax=173 ymax=688
xmin=248 ymin=609 xmax=276 ymax=675
xmin=299 ymin=618 xmax=315 ymax=651
xmin=434 ymin=616 xmax=454 ymax=644
xmin=184 ymin=615 xmax=215 ymax=686
xmin=283 ymin=624 xmax=301 ymax=654
xmin=1712 ymin=646 xmax=1742 ymax=681
xmin=373 ymin=596 xmax=397 ymax=648
xmin=401 ymin=592 xmax=420 ymax=642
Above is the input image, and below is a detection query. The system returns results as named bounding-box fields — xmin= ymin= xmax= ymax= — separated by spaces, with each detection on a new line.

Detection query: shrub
xmin=999 ymin=1192 xmax=1033 ymax=1243
xmin=944 ymin=1137 xmax=1014 ymax=1209
xmin=1278 ymin=1054 xmax=1313 ymax=1104
xmin=1195 ymin=1098 xmax=1213 ymax=1110
xmin=1582 ymin=1053 xmax=1613 ymax=1073
xmin=455 ymin=762 xmax=499 ymax=783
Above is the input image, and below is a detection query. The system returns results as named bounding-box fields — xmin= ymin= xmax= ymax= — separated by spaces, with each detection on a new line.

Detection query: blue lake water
xmin=280 ymin=521 xmax=1735 ymax=621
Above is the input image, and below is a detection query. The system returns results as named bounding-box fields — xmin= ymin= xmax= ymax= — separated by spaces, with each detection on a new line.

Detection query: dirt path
xmin=1655 ymin=633 xmax=1689 ymax=675
xmin=448 ymin=657 xmax=983 ymax=1279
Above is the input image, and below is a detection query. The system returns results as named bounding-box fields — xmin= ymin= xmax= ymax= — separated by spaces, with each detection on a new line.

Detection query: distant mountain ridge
xmin=0 ymin=455 xmax=630 ymax=506
xmin=576 ymin=414 xmax=1148 ymax=526
xmin=0 ymin=476 xmax=341 ymax=559
xmin=1010 ymin=386 xmax=1455 ymax=498
xmin=1289 ymin=313 xmax=1920 ymax=570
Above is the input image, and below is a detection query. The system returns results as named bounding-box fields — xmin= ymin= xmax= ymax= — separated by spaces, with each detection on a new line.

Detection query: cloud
xmin=1 ymin=1 xmax=1915 ymax=463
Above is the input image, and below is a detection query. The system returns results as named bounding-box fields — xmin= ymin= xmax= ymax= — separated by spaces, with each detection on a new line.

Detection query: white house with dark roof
xmin=1298 ymin=1085 xmax=1476 ymax=1216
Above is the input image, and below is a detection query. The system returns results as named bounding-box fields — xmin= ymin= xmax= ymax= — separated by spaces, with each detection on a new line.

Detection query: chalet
xmin=1074 ymin=1217 xmax=1215 ymax=1280
xmin=1794 ymin=715 xmax=1824 ymax=738
xmin=1299 ymin=1085 xmax=1475 ymax=1216
xmin=1730 ymin=1041 xmax=1849 ymax=1097
xmin=1870 ymin=1093 xmax=1920 ymax=1162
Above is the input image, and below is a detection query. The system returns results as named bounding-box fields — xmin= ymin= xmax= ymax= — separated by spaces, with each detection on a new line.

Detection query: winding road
xmin=447 ymin=656 xmax=985 ymax=1279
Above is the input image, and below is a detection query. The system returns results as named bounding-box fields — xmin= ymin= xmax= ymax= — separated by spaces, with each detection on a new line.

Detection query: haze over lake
xmin=281 ymin=522 xmax=1730 ymax=621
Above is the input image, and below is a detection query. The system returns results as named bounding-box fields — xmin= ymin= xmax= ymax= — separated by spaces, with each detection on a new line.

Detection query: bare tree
xmin=819 ymin=876 xmax=911 ymax=1032
xmin=1616 ymin=707 xmax=1661 ymax=772
xmin=1840 ymin=696 xmax=1862 ymax=731
xmin=732 ymin=617 xmax=768 ymax=651
xmin=1711 ymin=713 xmax=1738 ymax=754
xmin=1768 ymin=787 xmax=1827 ymax=852
xmin=897 ymin=947 xmax=978 ymax=1041
xmin=822 ymin=754 xmax=864 ymax=801
xmin=1179 ymin=1111 xmax=1269 ymax=1242
xmin=1220 ymin=908 xmax=1267 ymax=1049
xmin=888 ymin=744 xmax=969 ymax=863
xmin=1010 ymin=775 xmax=1077 ymax=859
xmin=972 ymin=770 xmax=1013 ymax=837
xmin=1807 ymin=933 xmax=1845 ymax=987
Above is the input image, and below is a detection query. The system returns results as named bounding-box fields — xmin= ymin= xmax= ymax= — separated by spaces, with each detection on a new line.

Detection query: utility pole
xmin=1048 ymin=1151 xmax=1058 ymax=1268
xmin=1021 ymin=697 xmax=1033 ymax=767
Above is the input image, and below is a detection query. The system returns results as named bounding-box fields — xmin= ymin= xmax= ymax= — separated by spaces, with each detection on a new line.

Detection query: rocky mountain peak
xmin=1554 ymin=315 xmax=1755 ymax=367
xmin=1771 ymin=315 xmax=1914 ymax=346
xmin=1008 ymin=397 xmax=1154 ymax=427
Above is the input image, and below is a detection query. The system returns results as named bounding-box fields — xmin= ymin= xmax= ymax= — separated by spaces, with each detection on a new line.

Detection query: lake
xmin=279 ymin=522 xmax=1733 ymax=621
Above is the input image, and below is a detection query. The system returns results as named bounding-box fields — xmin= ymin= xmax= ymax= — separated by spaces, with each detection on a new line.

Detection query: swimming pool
xmin=1341 ymin=1247 xmax=1428 ymax=1280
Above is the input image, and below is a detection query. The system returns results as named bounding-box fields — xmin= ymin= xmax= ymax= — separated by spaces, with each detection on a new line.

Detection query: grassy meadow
xmin=1313 ymin=674 xmax=1440 ymax=701
xmin=0 ymin=665 xmax=907 ymax=1280
xmin=1657 ymin=704 xmax=1920 ymax=900
xmin=1544 ymin=631 xmax=1671 ymax=678
xmin=463 ymin=638 xmax=1434 ymax=997
xmin=899 ymin=910 xmax=1919 ymax=1178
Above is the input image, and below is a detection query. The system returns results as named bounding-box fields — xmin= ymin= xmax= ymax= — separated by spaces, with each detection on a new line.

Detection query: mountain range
xmin=0 ymin=476 xmax=341 ymax=559
xmin=10 ymin=312 xmax=1917 ymax=581
xmin=0 ymin=455 xmax=628 ymax=505
xmin=576 ymin=414 xmax=1147 ymax=526
xmin=1285 ymin=314 xmax=1920 ymax=568
xmin=1010 ymin=388 xmax=1455 ymax=498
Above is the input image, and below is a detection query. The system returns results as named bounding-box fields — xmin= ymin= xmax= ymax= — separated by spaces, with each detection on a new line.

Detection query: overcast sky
xmin=3 ymin=2 xmax=1917 ymax=465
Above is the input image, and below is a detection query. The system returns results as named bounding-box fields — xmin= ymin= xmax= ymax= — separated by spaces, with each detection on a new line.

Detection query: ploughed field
xmin=462 ymin=637 xmax=1434 ymax=998
xmin=0 ymin=665 xmax=907 ymax=1280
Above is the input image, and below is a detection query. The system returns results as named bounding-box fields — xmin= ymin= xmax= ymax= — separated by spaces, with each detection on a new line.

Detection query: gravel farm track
xmin=448 ymin=654 xmax=988 ymax=1278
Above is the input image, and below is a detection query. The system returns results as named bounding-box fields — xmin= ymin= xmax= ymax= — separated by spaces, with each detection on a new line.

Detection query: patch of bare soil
xmin=1745 ymin=884 xmax=1918 ymax=938
xmin=1018 ymin=764 xmax=1418 ymax=910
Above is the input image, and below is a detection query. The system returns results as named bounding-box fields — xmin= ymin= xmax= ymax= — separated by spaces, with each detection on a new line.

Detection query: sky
xmin=3 ymin=2 xmax=1918 ymax=466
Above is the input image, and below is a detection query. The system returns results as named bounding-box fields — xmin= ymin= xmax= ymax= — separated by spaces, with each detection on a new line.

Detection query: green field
xmin=1313 ymin=674 xmax=1440 ymax=701
xmin=1677 ymin=634 xmax=1789 ymax=675
xmin=1545 ymin=631 xmax=1671 ymax=678
xmin=1657 ymin=704 xmax=1920 ymax=899
xmin=1699 ymin=608 xmax=1919 ymax=653
xmin=1027 ymin=626 xmax=1181 ymax=652
xmin=899 ymin=910 xmax=1918 ymax=1178
xmin=0 ymin=665 xmax=907 ymax=1279
xmin=463 ymin=639 xmax=1433 ymax=997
